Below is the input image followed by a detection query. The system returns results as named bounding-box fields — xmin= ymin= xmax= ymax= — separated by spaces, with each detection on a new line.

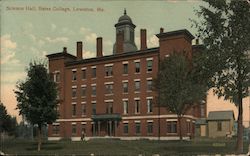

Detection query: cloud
xmin=51 ymin=24 xmax=57 ymax=31
xmin=85 ymin=33 xmax=97 ymax=44
xmin=1 ymin=71 xmax=26 ymax=84
xmin=61 ymin=27 xmax=74 ymax=35
xmin=44 ymin=37 xmax=69 ymax=43
xmin=28 ymin=34 xmax=45 ymax=47
xmin=0 ymin=34 xmax=20 ymax=65
xmin=83 ymin=50 xmax=95 ymax=59
xmin=21 ymin=23 xmax=33 ymax=34
xmin=147 ymin=35 xmax=159 ymax=48
xmin=135 ymin=35 xmax=159 ymax=49
xmin=79 ymin=27 xmax=91 ymax=34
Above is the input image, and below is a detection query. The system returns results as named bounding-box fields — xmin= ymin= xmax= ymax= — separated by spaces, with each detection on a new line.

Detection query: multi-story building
xmin=47 ymin=10 xmax=206 ymax=141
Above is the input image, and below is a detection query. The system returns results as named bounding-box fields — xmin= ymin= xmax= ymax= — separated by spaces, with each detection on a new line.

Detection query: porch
xmin=91 ymin=113 xmax=121 ymax=137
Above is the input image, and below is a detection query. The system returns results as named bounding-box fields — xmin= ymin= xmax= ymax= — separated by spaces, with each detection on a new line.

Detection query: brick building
xmin=47 ymin=10 xmax=206 ymax=141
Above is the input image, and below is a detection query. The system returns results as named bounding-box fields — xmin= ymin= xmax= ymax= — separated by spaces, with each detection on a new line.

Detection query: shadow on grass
xmin=26 ymin=143 xmax=63 ymax=151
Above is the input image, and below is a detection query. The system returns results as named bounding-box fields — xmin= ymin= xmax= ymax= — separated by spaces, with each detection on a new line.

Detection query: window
xmin=72 ymin=124 xmax=77 ymax=135
xmin=123 ymin=64 xmax=128 ymax=74
xmin=147 ymin=122 xmax=153 ymax=134
xmin=217 ymin=121 xmax=222 ymax=131
xmin=187 ymin=121 xmax=191 ymax=133
xmin=167 ymin=121 xmax=177 ymax=133
xmin=81 ymin=86 xmax=86 ymax=97
xmin=56 ymin=105 xmax=60 ymax=116
xmin=81 ymin=103 xmax=86 ymax=116
xmin=54 ymin=71 xmax=60 ymax=82
xmin=72 ymin=70 xmax=77 ymax=81
xmin=200 ymin=104 xmax=205 ymax=117
xmin=72 ymin=104 xmax=76 ymax=116
xmin=106 ymin=102 xmax=113 ymax=114
xmin=92 ymin=67 xmax=96 ymax=78
xmin=147 ymin=98 xmax=153 ymax=113
xmin=147 ymin=80 xmax=153 ymax=91
xmin=135 ymin=62 xmax=140 ymax=73
xmin=82 ymin=69 xmax=86 ymax=79
xmin=81 ymin=124 xmax=86 ymax=133
xmin=123 ymin=123 xmax=128 ymax=134
xmin=135 ymin=100 xmax=140 ymax=114
xmin=52 ymin=124 xmax=60 ymax=135
xmin=72 ymin=87 xmax=77 ymax=98
xmin=135 ymin=81 xmax=140 ymax=92
xmin=105 ymin=66 xmax=113 ymax=77
xmin=105 ymin=84 xmax=113 ymax=95
xmin=135 ymin=122 xmax=141 ymax=134
xmin=123 ymin=82 xmax=128 ymax=93
xmin=123 ymin=100 xmax=128 ymax=114
xmin=92 ymin=86 xmax=96 ymax=96
xmin=147 ymin=60 xmax=153 ymax=72
xmin=92 ymin=102 xmax=96 ymax=115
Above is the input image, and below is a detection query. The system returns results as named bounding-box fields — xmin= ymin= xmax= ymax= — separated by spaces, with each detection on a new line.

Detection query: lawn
xmin=1 ymin=138 xmax=249 ymax=155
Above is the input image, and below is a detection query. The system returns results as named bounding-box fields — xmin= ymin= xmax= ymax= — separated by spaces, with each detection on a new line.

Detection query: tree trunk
xmin=37 ymin=125 xmax=42 ymax=151
xmin=177 ymin=115 xmax=183 ymax=140
xmin=236 ymin=96 xmax=243 ymax=153
xmin=236 ymin=58 xmax=244 ymax=154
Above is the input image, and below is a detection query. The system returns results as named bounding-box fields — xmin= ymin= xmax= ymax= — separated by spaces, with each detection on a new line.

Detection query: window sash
xmin=167 ymin=121 xmax=177 ymax=133
xmin=135 ymin=62 xmax=140 ymax=73
xmin=123 ymin=101 xmax=128 ymax=114
xmin=147 ymin=60 xmax=153 ymax=72
xmin=123 ymin=123 xmax=128 ymax=134
xmin=123 ymin=82 xmax=128 ymax=93
xmin=72 ymin=71 xmax=77 ymax=81
xmin=147 ymin=122 xmax=153 ymax=134
xmin=123 ymin=64 xmax=128 ymax=74
xmin=135 ymin=123 xmax=141 ymax=134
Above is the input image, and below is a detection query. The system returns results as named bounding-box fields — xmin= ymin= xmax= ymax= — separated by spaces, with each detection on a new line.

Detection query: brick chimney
xmin=96 ymin=37 xmax=103 ymax=57
xmin=77 ymin=41 xmax=82 ymax=60
xmin=140 ymin=29 xmax=147 ymax=50
xmin=116 ymin=32 xmax=124 ymax=54
xmin=160 ymin=27 xmax=164 ymax=33
xmin=63 ymin=47 xmax=67 ymax=53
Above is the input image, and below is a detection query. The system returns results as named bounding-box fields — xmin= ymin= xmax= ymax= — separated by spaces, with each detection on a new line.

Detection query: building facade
xmin=47 ymin=10 xmax=206 ymax=141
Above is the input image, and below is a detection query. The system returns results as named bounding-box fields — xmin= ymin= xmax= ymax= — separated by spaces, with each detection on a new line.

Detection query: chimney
xmin=77 ymin=41 xmax=82 ymax=60
xmin=195 ymin=38 xmax=199 ymax=45
xmin=116 ymin=32 xmax=124 ymax=54
xmin=140 ymin=29 xmax=147 ymax=50
xmin=96 ymin=37 xmax=103 ymax=57
xmin=63 ymin=47 xmax=67 ymax=53
xmin=160 ymin=27 xmax=164 ymax=33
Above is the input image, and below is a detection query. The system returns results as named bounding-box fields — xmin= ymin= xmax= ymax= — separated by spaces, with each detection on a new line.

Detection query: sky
xmin=0 ymin=0 xmax=249 ymax=126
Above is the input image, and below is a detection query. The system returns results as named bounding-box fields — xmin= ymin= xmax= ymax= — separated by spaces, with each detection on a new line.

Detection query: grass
xmin=1 ymin=138 xmax=249 ymax=155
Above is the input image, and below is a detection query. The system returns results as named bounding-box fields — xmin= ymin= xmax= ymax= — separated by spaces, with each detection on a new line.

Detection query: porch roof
xmin=92 ymin=113 xmax=121 ymax=121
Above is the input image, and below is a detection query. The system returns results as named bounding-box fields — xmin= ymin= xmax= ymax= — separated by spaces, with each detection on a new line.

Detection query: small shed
xmin=207 ymin=110 xmax=235 ymax=138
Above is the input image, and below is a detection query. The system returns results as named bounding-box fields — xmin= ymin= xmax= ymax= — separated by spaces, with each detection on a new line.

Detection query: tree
xmin=154 ymin=52 xmax=206 ymax=140
xmin=192 ymin=0 xmax=250 ymax=153
xmin=0 ymin=102 xmax=17 ymax=135
xmin=15 ymin=61 xmax=58 ymax=151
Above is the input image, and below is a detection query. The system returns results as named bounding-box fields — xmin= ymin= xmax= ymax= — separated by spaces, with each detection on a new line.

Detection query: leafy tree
xmin=154 ymin=52 xmax=206 ymax=140
xmin=0 ymin=102 xmax=17 ymax=135
xmin=15 ymin=61 xmax=58 ymax=151
xmin=192 ymin=0 xmax=250 ymax=153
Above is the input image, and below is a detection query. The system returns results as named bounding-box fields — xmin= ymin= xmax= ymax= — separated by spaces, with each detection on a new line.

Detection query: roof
xmin=46 ymin=52 xmax=76 ymax=60
xmin=207 ymin=110 xmax=235 ymax=121
xmin=65 ymin=47 xmax=159 ymax=67
xmin=195 ymin=118 xmax=207 ymax=125
xmin=156 ymin=29 xmax=195 ymax=40
xmin=115 ymin=9 xmax=136 ymax=28
xmin=92 ymin=114 xmax=121 ymax=121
